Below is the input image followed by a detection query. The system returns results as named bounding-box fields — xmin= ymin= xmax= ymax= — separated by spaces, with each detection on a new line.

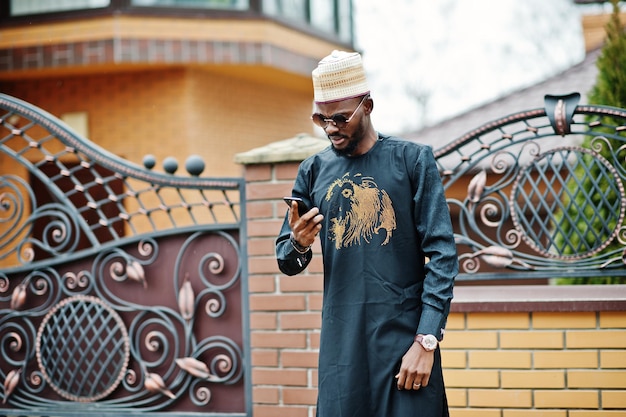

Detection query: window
xmin=336 ymin=0 xmax=352 ymax=42
xmin=262 ymin=0 xmax=307 ymax=21
xmin=262 ymin=0 xmax=352 ymax=42
xmin=10 ymin=0 xmax=110 ymax=16
xmin=131 ymin=0 xmax=248 ymax=9
xmin=310 ymin=0 xmax=335 ymax=33
xmin=6 ymin=0 xmax=352 ymax=46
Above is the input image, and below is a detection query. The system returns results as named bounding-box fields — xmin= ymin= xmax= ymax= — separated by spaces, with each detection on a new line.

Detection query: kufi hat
xmin=312 ymin=50 xmax=370 ymax=104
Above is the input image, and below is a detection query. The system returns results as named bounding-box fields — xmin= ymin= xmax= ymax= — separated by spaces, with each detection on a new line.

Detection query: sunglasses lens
xmin=312 ymin=114 xmax=326 ymax=127
xmin=311 ymin=113 xmax=351 ymax=128
xmin=331 ymin=115 xmax=349 ymax=127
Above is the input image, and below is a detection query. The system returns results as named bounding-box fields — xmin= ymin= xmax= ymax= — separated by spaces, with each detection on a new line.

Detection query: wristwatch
xmin=414 ymin=334 xmax=438 ymax=351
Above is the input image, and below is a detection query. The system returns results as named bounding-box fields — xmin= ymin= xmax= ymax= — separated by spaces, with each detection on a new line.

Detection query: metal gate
xmin=0 ymin=94 xmax=250 ymax=416
xmin=436 ymin=92 xmax=626 ymax=282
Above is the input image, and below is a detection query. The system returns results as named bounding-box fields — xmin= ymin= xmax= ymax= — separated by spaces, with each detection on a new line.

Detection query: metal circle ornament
xmin=35 ymin=295 xmax=130 ymax=402
xmin=509 ymin=146 xmax=625 ymax=260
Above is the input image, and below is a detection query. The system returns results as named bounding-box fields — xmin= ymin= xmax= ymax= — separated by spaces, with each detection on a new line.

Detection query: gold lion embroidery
xmin=325 ymin=173 xmax=396 ymax=249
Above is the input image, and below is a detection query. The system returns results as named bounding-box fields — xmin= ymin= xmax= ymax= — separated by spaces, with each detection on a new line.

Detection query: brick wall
xmin=244 ymin=160 xmax=322 ymax=417
xmin=242 ymin=149 xmax=626 ymax=417
xmin=1 ymin=67 xmax=314 ymax=178
xmin=444 ymin=309 xmax=626 ymax=417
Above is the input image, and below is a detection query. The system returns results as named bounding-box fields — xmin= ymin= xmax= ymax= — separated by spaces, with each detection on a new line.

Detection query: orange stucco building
xmin=0 ymin=1 xmax=353 ymax=178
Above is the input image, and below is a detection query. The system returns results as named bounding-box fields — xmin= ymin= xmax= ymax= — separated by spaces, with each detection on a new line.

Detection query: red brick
xmin=282 ymin=350 xmax=319 ymax=368
xmin=281 ymin=312 xmax=322 ymax=330
xmin=253 ymin=405 xmax=309 ymax=417
xmin=280 ymin=275 xmax=324 ymax=292
xmin=247 ymin=219 xmax=284 ymax=238
xmin=310 ymin=332 xmax=321 ymax=348
xmin=249 ymin=275 xmax=277 ymax=293
xmin=248 ymin=238 xmax=276 ymax=257
xmin=247 ymin=200 xmax=274 ymax=219
xmin=253 ymin=386 xmax=280 ymax=404
xmin=247 ymin=182 xmax=293 ymax=201
xmin=276 ymin=203 xmax=289 ymax=220
xmin=283 ymin=387 xmax=318 ymax=405
xmin=248 ymin=256 xmax=281 ymax=275
xmin=249 ymin=294 xmax=306 ymax=311
xmin=275 ymin=163 xmax=300 ymax=180
xmin=251 ymin=349 xmax=278 ymax=367
xmin=309 ymin=294 xmax=324 ymax=310
xmin=252 ymin=368 xmax=308 ymax=386
xmin=250 ymin=312 xmax=278 ymax=329
xmin=244 ymin=164 xmax=272 ymax=182
xmin=251 ymin=331 xmax=307 ymax=349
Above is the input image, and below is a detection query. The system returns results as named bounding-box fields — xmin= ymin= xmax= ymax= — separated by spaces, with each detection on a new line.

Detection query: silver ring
xmin=413 ymin=383 xmax=421 ymax=388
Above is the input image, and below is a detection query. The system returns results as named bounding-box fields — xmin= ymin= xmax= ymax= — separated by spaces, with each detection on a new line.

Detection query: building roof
xmin=403 ymin=48 xmax=601 ymax=147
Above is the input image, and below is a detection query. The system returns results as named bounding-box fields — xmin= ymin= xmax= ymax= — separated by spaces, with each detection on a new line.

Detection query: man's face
xmin=313 ymin=95 xmax=369 ymax=157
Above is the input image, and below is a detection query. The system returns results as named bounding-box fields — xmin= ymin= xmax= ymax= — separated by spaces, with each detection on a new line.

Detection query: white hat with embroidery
xmin=312 ymin=50 xmax=370 ymax=104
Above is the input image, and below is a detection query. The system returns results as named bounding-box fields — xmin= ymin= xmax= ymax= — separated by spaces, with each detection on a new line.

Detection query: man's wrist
xmin=414 ymin=334 xmax=438 ymax=351
xmin=290 ymin=232 xmax=311 ymax=254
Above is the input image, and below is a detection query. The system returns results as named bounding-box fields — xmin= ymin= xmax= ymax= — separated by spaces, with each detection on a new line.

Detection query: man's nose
xmin=323 ymin=122 xmax=339 ymax=133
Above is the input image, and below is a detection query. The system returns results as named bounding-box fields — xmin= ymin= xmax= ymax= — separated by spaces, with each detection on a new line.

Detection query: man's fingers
xmin=394 ymin=373 xmax=402 ymax=389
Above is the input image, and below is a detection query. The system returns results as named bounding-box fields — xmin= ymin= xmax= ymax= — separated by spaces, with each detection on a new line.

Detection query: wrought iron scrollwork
xmin=36 ymin=295 xmax=130 ymax=402
xmin=0 ymin=93 xmax=243 ymax=275
xmin=0 ymin=94 xmax=247 ymax=414
xmin=1 ymin=232 xmax=244 ymax=412
xmin=436 ymin=95 xmax=626 ymax=280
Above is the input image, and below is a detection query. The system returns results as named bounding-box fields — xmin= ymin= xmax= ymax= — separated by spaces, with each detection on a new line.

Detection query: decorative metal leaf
xmin=477 ymin=245 xmax=514 ymax=268
xmin=10 ymin=283 xmax=27 ymax=310
xmin=126 ymin=260 xmax=147 ymax=289
xmin=178 ymin=279 xmax=195 ymax=321
xmin=144 ymin=372 xmax=175 ymax=399
xmin=175 ymin=357 xmax=215 ymax=380
xmin=467 ymin=170 xmax=487 ymax=206
xmin=3 ymin=368 xmax=21 ymax=404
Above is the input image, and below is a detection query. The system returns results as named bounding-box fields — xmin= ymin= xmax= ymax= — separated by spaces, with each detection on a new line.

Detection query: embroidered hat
xmin=312 ymin=50 xmax=370 ymax=104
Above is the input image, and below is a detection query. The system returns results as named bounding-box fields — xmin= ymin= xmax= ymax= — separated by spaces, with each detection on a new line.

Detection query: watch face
xmin=422 ymin=335 xmax=438 ymax=350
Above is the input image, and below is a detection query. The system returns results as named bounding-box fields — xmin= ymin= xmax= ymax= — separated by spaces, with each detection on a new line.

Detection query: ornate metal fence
xmin=436 ymin=93 xmax=626 ymax=281
xmin=0 ymin=94 xmax=250 ymax=416
xmin=3 ymin=89 xmax=626 ymax=414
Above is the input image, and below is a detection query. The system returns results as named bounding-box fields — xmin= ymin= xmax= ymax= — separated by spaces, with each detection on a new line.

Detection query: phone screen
xmin=283 ymin=197 xmax=309 ymax=216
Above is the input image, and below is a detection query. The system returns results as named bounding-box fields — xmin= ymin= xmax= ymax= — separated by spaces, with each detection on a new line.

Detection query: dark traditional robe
xmin=276 ymin=134 xmax=458 ymax=417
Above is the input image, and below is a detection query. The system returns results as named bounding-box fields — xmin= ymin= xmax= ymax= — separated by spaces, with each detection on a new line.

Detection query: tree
xmin=588 ymin=0 xmax=626 ymax=109
xmin=556 ymin=0 xmax=626 ymax=284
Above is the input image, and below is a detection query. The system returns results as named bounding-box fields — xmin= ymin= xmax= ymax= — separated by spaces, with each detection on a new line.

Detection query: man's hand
xmin=288 ymin=201 xmax=323 ymax=247
xmin=394 ymin=341 xmax=435 ymax=391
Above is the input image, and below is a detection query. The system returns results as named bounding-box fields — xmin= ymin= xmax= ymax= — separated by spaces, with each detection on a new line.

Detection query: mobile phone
xmin=283 ymin=196 xmax=310 ymax=216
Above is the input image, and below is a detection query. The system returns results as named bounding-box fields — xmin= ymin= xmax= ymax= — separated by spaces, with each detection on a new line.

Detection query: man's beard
xmin=330 ymin=125 xmax=365 ymax=157
xmin=331 ymin=137 xmax=360 ymax=157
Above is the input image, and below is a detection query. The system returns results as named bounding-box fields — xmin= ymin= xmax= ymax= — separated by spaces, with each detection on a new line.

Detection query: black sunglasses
xmin=311 ymin=95 xmax=369 ymax=128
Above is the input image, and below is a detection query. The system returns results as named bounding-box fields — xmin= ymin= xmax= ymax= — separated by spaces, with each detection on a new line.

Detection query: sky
xmin=352 ymin=0 xmax=589 ymax=135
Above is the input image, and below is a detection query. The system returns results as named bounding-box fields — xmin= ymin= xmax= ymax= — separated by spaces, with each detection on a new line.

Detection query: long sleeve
xmin=276 ymin=208 xmax=313 ymax=276
xmin=413 ymin=147 xmax=458 ymax=339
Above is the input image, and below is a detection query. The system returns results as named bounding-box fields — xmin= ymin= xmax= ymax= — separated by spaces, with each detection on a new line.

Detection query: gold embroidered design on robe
xmin=325 ymin=173 xmax=396 ymax=249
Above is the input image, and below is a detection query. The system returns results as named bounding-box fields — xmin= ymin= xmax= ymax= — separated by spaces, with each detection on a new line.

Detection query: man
xmin=275 ymin=50 xmax=458 ymax=417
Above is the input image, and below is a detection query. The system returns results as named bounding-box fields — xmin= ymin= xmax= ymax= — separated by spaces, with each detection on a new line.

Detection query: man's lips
xmin=329 ymin=136 xmax=346 ymax=146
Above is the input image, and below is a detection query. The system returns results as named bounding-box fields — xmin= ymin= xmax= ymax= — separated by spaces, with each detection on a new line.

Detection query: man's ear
xmin=365 ymin=96 xmax=374 ymax=114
